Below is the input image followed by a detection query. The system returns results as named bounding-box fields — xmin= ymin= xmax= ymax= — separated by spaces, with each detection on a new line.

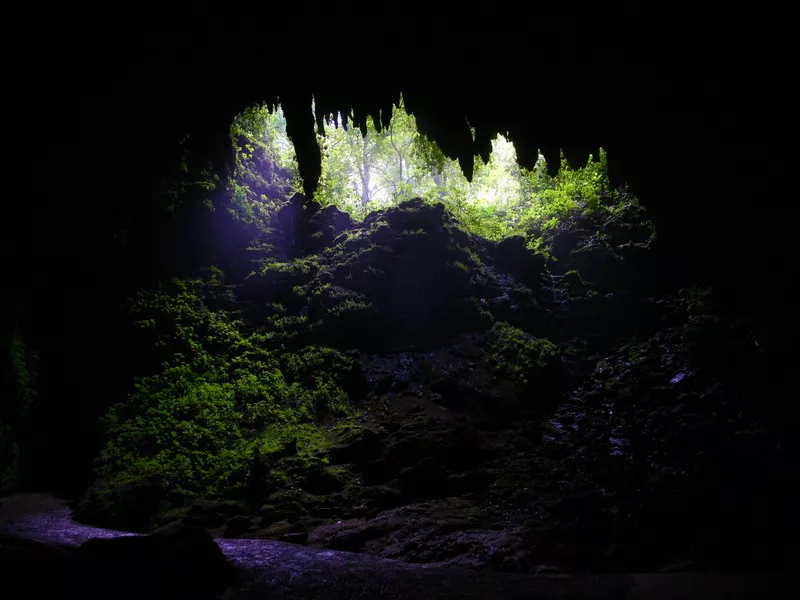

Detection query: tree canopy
xmin=228 ymin=98 xmax=612 ymax=250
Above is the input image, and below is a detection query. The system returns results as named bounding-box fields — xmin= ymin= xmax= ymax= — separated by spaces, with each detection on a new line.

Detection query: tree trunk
xmin=361 ymin=137 xmax=371 ymax=208
xmin=433 ymin=170 xmax=447 ymax=199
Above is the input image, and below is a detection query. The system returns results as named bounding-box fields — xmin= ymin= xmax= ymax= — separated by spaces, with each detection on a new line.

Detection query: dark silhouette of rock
xmin=77 ymin=523 xmax=235 ymax=599
xmin=493 ymin=235 xmax=546 ymax=291
xmin=328 ymin=427 xmax=386 ymax=465
xmin=308 ymin=204 xmax=354 ymax=251
xmin=71 ymin=475 xmax=164 ymax=532
xmin=0 ymin=533 xmax=72 ymax=561
xmin=188 ymin=498 xmax=246 ymax=528
xmin=224 ymin=514 xmax=256 ymax=537
xmin=395 ymin=457 xmax=451 ymax=498
xmin=278 ymin=531 xmax=309 ymax=545
xmin=301 ymin=466 xmax=347 ymax=494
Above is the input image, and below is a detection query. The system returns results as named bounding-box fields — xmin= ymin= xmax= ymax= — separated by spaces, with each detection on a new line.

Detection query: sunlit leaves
xmin=96 ymin=273 xmax=362 ymax=499
xmin=488 ymin=322 xmax=559 ymax=389
xmin=310 ymin=103 xmax=613 ymax=244
xmin=231 ymin=100 xmax=616 ymax=249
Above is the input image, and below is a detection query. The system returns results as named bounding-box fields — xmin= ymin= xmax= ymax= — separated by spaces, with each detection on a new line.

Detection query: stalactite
xmin=281 ymin=91 xmax=321 ymax=199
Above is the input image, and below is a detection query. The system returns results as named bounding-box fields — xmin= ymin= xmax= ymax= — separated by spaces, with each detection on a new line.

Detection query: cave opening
xmin=224 ymin=99 xmax=625 ymax=251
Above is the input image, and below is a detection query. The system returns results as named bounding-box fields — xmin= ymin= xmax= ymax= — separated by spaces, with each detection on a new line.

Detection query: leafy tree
xmin=225 ymin=98 xmax=616 ymax=250
xmin=311 ymin=99 xmax=614 ymax=248
xmin=226 ymin=105 xmax=302 ymax=225
xmin=316 ymin=99 xmax=460 ymax=217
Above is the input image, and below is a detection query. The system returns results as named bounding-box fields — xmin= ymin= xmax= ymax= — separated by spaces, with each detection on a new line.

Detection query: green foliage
xmin=280 ymin=345 xmax=355 ymax=386
xmin=5 ymin=329 xmax=38 ymax=416
xmin=487 ymin=322 xmax=559 ymax=388
xmin=327 ymin=298 xmax=374 ymax=318
xmin=0 ymin=326 xmax=38 ymax=492
xmin=95 ymin=273 xmax=359 ymax=501
xmin=231 ymin=105 xmax=297 ymax=170
xmin=259 ymin=255 xmax=322 ymax=277
xmin=129 ymin=275 xmax=242 ymax=363
xmin=219 ymin=98 xmax=626 ymax=254
xmin=99 ymin=363 xmax=248 ymax=494
xmin=224 ymin=105 xmax=302 ymax=225
xmin=87 ymin=98 xmax=644 ymax=518
xmin=308 ymin=99 xmax=622 ymax=248
xmin=315 ymin=102 xmax=432 ymax=218
xmin=160 ymin=135 xmax=221 ymax=216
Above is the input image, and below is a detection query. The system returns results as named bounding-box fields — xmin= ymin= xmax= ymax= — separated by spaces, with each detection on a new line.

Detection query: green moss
xmin=313 ymin=282 xmax=333 ymax=296
xmin=259 ymin=255 xmax=322 ymax=277
xmin=328 ymin=298 xmax=374 ymax=318
xmin=487 ymin=322 xmax=559 ymax=388
xmin=266 ymin=313 xmax=308 ymax=332
xmin=88 ymin=273 xmax=363 ymax=511
xmin=330 ymin=419 xmax=363 ymax=441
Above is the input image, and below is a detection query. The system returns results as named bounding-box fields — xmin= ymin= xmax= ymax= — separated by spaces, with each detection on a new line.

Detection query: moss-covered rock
xmin=72 ymin=476 xmax=166 ymax=532
xmin=237 ymin=198 xmax=511 ymax=350
xmin=486 ymin=322 xmax=559 ymax=397
xmin=72 ymin=185 xmax=795 ymax=574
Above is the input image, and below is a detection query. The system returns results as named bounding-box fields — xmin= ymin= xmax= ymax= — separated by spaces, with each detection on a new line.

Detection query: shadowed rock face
xmin=78 ymin=525 xmax=235 ymax=599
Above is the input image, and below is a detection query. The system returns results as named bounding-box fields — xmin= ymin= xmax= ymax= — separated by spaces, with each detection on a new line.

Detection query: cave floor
xmin=1 ymin=494 xmax=790 ymax=599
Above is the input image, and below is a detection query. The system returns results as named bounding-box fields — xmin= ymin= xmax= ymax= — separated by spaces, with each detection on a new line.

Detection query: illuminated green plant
xmin=487 ymin=322 xmax=559 ymax=388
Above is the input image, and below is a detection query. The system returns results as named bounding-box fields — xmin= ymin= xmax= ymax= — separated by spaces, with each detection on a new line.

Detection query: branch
xmin=371 ymin=163 xmax=392 ymax=177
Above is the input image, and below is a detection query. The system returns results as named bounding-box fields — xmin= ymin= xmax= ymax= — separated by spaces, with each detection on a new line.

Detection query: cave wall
xmin=7 ymin=10 xmax=795 ymax=492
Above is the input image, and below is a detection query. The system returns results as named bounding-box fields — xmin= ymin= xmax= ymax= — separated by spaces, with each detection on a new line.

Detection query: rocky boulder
xmin=72 ymin=475 xmax=165 ymax=533
xmin=492 ymin=235 xmax=546 ymax=291
xmin=308 ymin=204 xmax=354 ymax=251
xmin=328 ymin=426 xmax=386 ymax=465
xmin=308 ymin=497 xmax=533 ymax=570
xmin=77 ymin=522 xmax=235 ymax=599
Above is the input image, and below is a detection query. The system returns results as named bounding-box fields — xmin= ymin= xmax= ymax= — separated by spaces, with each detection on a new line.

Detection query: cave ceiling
xmin=20 ymin=8 xmax=792 ymax=292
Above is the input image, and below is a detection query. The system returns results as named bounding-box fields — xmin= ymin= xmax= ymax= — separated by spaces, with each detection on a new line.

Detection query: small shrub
xmin=487 ymin=322 xmax=559 ymax=388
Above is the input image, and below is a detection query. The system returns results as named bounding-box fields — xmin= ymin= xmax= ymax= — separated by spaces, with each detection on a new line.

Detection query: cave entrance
xmin=228 ymin=99 xmax=617 ymax=254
